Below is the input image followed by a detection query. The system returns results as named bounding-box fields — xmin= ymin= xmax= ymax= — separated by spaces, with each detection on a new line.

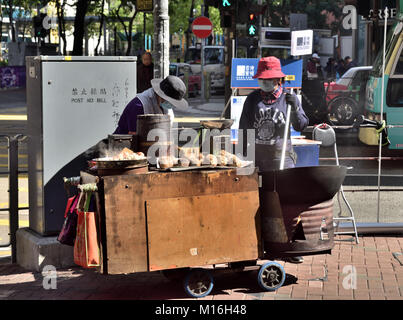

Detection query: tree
xmin=55 ymin=0 xmax=68 ymax=54
xmin=110 ymin=0 xmax=138 ymax=56
xmin=72 ymin=0 xmax=90 ymax=55
xmin=0 ymin=2 xmax=4 ymax=46
xmin=168 ymin=0 xmax=203 ymax=51
xmin=6 ymin=0 xmax=17 ymax=42
xmin=267 ymin=0 xmax=344 ymax=33
xmin=94 ymin=0 xmax=105 ymax=55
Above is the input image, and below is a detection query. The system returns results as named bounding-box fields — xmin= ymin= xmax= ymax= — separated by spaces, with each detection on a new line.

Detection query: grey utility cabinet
xmin=26 ymin=56 xmax=137 ymax=236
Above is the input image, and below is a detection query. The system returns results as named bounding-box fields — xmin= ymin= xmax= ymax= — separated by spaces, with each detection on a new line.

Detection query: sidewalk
xmin=0 ymin=235 xmax=402 ymax=300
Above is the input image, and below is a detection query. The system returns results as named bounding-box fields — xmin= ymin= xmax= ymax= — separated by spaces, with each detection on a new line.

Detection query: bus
xmin=360 ymin=12 xmax=403 ymax=149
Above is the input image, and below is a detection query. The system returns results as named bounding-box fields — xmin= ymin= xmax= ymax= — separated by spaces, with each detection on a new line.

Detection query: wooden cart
xmin=80 ymin=167 xmax=289 ymax=297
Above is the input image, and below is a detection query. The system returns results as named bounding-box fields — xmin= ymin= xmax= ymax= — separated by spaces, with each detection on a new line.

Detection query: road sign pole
xmin=201 ymin=38 xmax=205 ymax=103
xmin=191 ymin=15 xmax=213 ymax=104
xmin=201 ymin=5 xmax=205 ymax=103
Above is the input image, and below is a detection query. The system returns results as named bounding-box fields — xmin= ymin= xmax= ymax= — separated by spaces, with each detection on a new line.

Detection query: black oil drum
xmin=137 ymin=114 xmax=172 ymax=164
xmin=259 ymin=165 xmax=347 ymax=258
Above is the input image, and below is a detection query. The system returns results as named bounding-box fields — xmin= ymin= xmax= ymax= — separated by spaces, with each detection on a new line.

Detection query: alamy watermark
xmin=42 ymin=265 xmax=57 ymax=290
xmin=341 ymin=265 xmax=357 ymax=290
xmin=343 ymin=5 xmax=394 ymax=30
xmin=144 ymin=127 xmax=256 ymax=175
xmin=42 ymin=15 xmax=58 ymax=31
xmin=342 ymin=5 xmax=358 ymax=30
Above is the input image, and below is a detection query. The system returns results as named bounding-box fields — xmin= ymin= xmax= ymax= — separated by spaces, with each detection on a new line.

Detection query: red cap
xmin=253 ymin=56 xmax=286 ymax=79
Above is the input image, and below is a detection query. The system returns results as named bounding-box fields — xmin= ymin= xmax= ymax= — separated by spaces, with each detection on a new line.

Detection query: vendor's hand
xmin=285 ymin=93 xmax=298 ymax=111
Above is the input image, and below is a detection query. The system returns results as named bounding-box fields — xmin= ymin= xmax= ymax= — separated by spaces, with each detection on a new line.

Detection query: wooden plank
xmin=146 ymin=191 xmax=260 ymax=271
xmin=102 ymin=169 xmax=259 ymax=274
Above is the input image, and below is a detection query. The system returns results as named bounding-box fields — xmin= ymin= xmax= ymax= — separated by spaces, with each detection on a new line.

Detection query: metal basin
xmin=94 ymin=158 xmax=148 ymax=170
xmin=262 ymin=165 xmax=348 ymax=205
xmin=259 ymin=165 xmax=348 ymax=258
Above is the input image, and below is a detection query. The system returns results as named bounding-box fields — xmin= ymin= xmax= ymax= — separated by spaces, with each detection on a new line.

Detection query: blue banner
xmin=231 ymin=58 xmax=303 ymax=89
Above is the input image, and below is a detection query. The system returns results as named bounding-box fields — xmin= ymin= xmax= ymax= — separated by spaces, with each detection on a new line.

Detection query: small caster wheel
xmin=257 ymin=261 xmax=286 ymax=291
xmin=183 ymin=268 xmax=214 ymax=298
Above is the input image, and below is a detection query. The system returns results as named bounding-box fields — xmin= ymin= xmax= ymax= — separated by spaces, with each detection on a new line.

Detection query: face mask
xmin=258 ymin=79 xmax=278 ymax=93
xmin=160 ymin=101 xmax=174 ymax=110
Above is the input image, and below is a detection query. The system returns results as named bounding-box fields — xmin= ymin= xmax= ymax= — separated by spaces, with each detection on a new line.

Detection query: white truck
xmin=184 ymin=45 xmax=225 ymax=94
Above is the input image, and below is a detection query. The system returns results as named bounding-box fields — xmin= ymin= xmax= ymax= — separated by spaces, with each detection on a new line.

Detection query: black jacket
xmin=137 ymin=63 xmax=154 ymax=93
xmin=239 ymin=89 xmax=309 ymax=170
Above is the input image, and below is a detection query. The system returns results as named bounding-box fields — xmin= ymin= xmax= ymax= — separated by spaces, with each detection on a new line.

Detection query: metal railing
xmin=0 ymin=134 xmax=28 ymax=263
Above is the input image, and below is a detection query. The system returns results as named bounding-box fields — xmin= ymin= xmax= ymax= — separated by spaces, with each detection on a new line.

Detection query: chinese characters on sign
xmin=71 ymin=86 xmax=107 ymax=104
xmin=231 ymin=58 xmax=303 ymax=89
xmin=70 ymin=79 xmax=131 ymax=126
xmin=236 ymin=65 xmax=255 ymax=81
xmin=136 ymin=0 xmax=153 ymax=12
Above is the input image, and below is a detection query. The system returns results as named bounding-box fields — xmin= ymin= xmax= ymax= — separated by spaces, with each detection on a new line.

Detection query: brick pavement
xmin=0 ymin=235 xmax=402 ymax=300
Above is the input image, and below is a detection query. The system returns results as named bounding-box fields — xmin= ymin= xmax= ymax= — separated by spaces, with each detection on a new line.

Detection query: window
xmin=169 ymin=65 xmax=177 ymax=76
xmin=392 ymin=49 xmax=403 ymax=75
xmin=178 ymin=66 xmax=185 ymax=76
xmin=184 ymin=48 xmax=201 ymax=64
xmin=261 ymin=48 xmax=290 ymax=60
xmin=351 ymin=70 xmax=370 ymax=87
xmin=204 ymin=48 xmax=224 ymax=65
xmin=387 ymin=79 xmax=403 ymax=107
xmin=184 ymin=65 xmax=192 ymax=75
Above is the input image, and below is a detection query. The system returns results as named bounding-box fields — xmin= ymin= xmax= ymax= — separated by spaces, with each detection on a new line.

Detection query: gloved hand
xmin=286 ymin=93 xmax=299 ymax=112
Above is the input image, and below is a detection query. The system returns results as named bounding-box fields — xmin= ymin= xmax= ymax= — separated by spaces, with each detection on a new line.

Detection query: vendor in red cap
xmin=239 ymin=56 xmax=308 ymax=171
xmin=239 ymin=56 xmax=309 ymax=264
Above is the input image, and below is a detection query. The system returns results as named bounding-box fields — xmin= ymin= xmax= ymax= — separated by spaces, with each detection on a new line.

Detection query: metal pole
xmin=280 ymin=104 xmax=292 ymax=170
xmin=258 ymin=0 xmax=262 ymax=58
xmin=377 ymin=7 xmax=388 ymax=223
xmin=114 ymin=26 xmax=117 ymax=55
xmin=153 ymin=0 xmax=170 ymax=79
xmin=9 ymin=135 xmax=19 ymax=263
xmin=0 ymin=3 xmax=2 ymax=61
xmin=200 ymin=3 xmax=206 ymax=103
xmin=103 ymin=16 xmax=107 ymax=54
xmin=143 ymin=12 xmax=146 ymax=50
xmin=201 ymin=37 xmax=205 ymax=103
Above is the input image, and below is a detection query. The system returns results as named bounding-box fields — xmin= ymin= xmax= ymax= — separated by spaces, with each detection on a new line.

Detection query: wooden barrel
xmin=136 ymin=114 xmax=172 ymax=164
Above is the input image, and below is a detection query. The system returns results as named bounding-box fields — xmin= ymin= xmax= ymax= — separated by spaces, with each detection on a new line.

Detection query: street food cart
xmin=66 ymin=115 xmax=347 ymax=298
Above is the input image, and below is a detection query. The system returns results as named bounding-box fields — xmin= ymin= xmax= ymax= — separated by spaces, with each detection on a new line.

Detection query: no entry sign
xmin=192 ymin=16 xmax=213 ymax=39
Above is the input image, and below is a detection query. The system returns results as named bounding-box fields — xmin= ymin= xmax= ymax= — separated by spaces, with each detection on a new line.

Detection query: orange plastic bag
xmin=74 ymin=192 xmax=101 ymax=268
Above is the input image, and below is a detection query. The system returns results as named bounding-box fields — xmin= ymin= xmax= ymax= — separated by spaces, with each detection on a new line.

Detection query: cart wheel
xmin=183 ymin=268 xmax=214 ymax=298
xmin=257 ymin=261 xmax=286 ymax=291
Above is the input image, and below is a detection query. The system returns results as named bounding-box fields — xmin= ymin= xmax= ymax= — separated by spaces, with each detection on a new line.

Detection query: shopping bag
xmin=57 ymin=194 xmax=80 ymax=246
xmin=74 ymin=191 xmax=101 ymax=268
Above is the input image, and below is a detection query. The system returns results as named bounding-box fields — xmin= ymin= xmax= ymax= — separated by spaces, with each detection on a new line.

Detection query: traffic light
xmin=33 ymin=13 xmax=49 ymax=39
xmin=247 ymin=13 xmax=257 ymax=36
xmin=220 ymin=0 xmax=234 ymax=10
xmin=221 ymin=13 xmax=232 ymax=28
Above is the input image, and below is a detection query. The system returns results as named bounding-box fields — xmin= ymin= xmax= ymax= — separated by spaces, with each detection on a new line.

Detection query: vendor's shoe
xmin=285 ymin=256 xmax=304 ymax=264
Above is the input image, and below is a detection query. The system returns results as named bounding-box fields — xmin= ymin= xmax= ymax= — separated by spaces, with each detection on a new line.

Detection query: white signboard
xmin=231 ymin=96 xmax=247 ymax=130
xmin=42 ymin=61 xmax=136 ymax=184
xmin=230 ymin=95 xmax=247 ymax=141
xmin=291 ymin=30 xmax=313 ymax=56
